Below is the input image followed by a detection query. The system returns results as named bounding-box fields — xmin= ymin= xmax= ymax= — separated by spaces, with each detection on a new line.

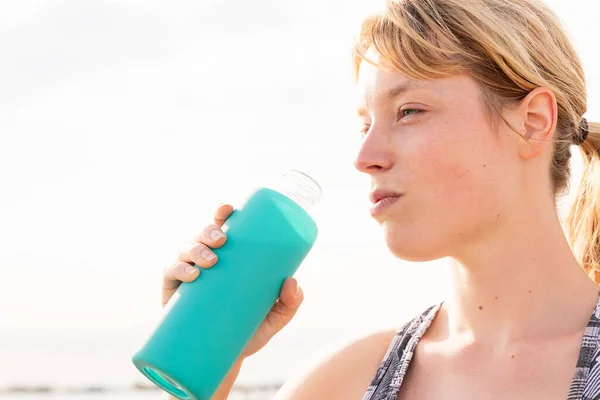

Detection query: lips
xmin=370 ymin=189 xmax=403 ymax=204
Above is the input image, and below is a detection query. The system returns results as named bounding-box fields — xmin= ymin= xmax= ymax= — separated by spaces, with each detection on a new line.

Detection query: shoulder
xmin=273 ymin=328 xmax=398 ymax=400
xmin=274 ymin=305 xmax=439 ymax=400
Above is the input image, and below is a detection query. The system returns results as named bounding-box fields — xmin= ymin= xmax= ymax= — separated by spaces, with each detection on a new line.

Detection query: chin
xmin=382 ymin=222 xmax=443 ymax=262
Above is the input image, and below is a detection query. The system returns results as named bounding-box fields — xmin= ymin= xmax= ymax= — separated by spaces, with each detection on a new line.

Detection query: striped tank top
xmin=363 ymin=296 xmax=600 ymax=400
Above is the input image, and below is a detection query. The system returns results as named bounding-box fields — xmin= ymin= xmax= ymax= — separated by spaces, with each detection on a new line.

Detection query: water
xmin=0 ymin=396 xmax=164 ymax=400
xmin=0 ymin=397 xmax=268 ymax=400
xmin=0 ymin=392 xmax=276 ymax=400
xmin=0 ymin=396 xmax=163 ymax=400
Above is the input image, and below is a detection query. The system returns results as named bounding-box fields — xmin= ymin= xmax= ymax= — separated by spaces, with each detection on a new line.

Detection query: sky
xmin=0 ymin=0 xmax=599 ymax=389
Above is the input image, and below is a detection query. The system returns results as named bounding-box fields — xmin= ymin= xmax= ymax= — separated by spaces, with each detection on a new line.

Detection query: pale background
xmin=0 ymin=0 xmax=598 ymax=394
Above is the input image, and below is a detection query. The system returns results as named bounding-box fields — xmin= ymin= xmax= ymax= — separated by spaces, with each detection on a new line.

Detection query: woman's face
xmin=354 ymin=57 xmax=523 ymax=262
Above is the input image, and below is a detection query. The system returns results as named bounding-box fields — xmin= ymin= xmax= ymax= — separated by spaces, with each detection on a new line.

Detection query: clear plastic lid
xmin=267 ymin=169 xmax=323 ymax=216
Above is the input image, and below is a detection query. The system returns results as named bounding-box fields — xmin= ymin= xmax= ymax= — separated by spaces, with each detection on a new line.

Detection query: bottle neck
xmin=268 ymin=170 xmax=322 ymax=216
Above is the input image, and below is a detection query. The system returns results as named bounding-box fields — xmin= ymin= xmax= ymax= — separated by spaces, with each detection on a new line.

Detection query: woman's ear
xmin=517 ymin=87 xmax=558 ymax=159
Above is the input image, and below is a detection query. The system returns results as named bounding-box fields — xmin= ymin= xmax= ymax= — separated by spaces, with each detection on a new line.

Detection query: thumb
xmin=265 ymin=278 xmax=304 ymax=332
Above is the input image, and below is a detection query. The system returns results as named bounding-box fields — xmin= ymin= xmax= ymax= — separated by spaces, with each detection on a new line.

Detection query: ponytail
xmin=566 ymin=122 xmax=600 ymax=283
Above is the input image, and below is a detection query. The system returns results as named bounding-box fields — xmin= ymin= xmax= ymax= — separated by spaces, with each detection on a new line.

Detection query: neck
xmin=439 ymin=200 xmax=599 ymax=345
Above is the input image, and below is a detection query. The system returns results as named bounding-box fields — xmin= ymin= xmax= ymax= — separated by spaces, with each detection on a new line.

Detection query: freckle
xmin=479 ymin=305 xmax=483 ymax=310
xmin=497 ymin=214 xmax=500 ymax=217
xmin=483 ymin=164 xmax=487 ymax=168
xmin=495 ymin=296 xmax=498 ymax=300
xmin=529 ymin=290 xmax=532 ymax=293
xmin=511 ymin=354 xmax=515 ymax=359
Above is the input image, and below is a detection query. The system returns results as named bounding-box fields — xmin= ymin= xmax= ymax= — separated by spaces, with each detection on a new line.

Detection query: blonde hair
xmin=352 ymin=0 xmax=600 ymax=282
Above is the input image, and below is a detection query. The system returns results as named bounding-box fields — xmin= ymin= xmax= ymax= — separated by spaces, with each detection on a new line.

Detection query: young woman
xmin=162 ymin=0 xmax=600 ymax=398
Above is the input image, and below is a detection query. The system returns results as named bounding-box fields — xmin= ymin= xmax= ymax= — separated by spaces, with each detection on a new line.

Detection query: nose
xmin=353 ymin=129 xmax=394 ymax=174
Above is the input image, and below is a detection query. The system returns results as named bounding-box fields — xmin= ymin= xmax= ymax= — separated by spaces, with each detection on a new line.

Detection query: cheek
xmin=384 ymin=118 xmax=516 ymax=260
xmin=414 ymin=116 xmax=510 ymax=210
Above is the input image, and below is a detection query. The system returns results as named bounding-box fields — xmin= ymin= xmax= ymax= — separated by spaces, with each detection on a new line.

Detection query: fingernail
xmin=185 ymin=266 xmax=198 ymax=275
xmin=294 ymin=283 xmax=301 ymax=297
xmin=210 ymin=230 xmax=226 ymax=240
xmin=201 ymin=250 xmax=217 ymax=261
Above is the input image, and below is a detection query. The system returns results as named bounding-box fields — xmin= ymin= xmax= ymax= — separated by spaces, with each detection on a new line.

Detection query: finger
xmin=193 ymin=223 xmax=227 ymax=248
xmin=177 ymin=242 xmax=218 ymax=269
xmin=213 ymin=203 xmax=234 ymax=227
xmin=163 ymin=261 xmax=200 ymax=291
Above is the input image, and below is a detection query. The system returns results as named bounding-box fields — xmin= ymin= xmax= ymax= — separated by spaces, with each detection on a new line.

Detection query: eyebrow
xmin=386 ymin=81 xmax=429 ymax=99
xmin=357 ymin=81 xmax=431 ymax=117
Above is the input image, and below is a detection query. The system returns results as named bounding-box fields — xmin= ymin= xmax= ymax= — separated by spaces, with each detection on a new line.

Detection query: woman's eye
xmin=398 ymin=109 xmax=423 ymax=119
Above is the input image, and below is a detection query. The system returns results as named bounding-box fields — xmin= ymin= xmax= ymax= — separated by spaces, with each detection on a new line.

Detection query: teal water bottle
xmin=132 ymin=170 xmax=322 ymax=400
